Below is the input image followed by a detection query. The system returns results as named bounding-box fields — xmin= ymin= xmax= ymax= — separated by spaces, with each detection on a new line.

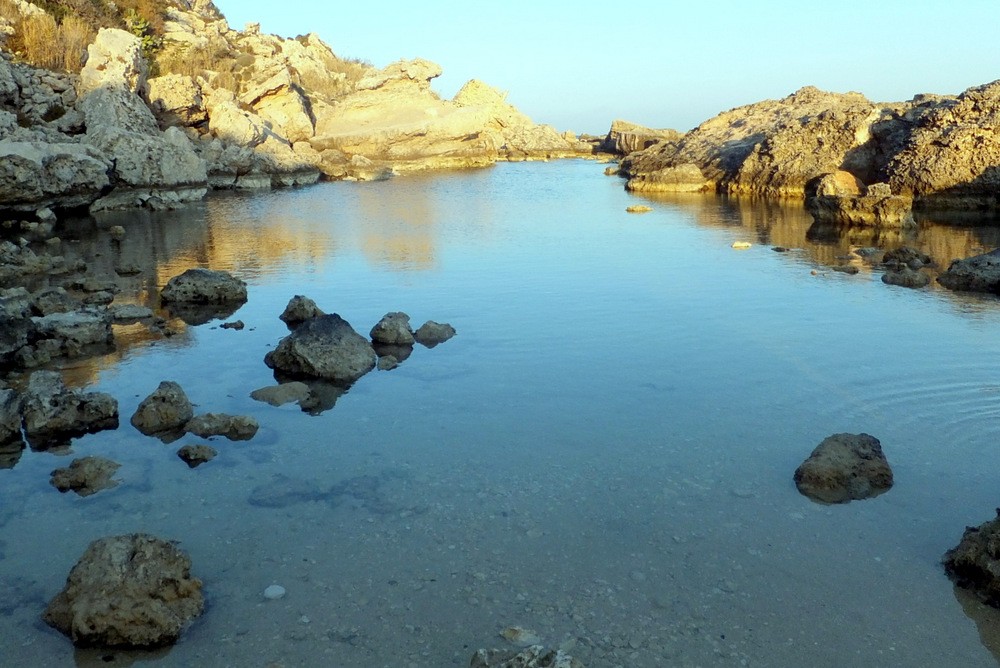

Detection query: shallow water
xmin=3 ymin=161 xmax=1000 ymax=666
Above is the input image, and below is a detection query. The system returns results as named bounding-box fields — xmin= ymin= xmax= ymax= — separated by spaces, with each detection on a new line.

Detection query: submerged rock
xmin=279 ymin=294 xmax=325 ymax=328
xmin=50 ymin=456 xmax=121 ymax=496
xmin=43 ymin=534 xmax=204 ymax=648
xmin=21 ymin=371 xmax=119 ymax=448
xmin=185 ymin=413 xmax=258 ymax=441
xmin=938 ymin=249 xmax=1000 ymax=294
xmin=793 ymin=433 xmax=893 ymax=504
xmin=264 ymin=313 xmax=376 ymax=383
xmin=131 ymin=381 xmax=194 ymax=437
xmin=471 ymin=645 xmax=584 ymax=668
xmin=414 ymin=320 xmax=457 ymax=347
xmin=176 ymin=444 xmax=217 ymax=468
xmin=370 ymin=311 xmax=415 ymax=345
xmin=250 ymin=382 xmax=311 ymax=407
xmin=160 ymin=268 xmax=247 ymax=305
xmin=944 ymin=509 xmax=1000 ymax=608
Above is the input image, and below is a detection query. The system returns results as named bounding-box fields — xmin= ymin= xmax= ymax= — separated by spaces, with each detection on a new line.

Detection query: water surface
xmin=3 ymin=161 xmax=1000 ymax=667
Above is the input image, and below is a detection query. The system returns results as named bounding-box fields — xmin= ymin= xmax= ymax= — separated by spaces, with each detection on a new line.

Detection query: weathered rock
xmin=938 ymin=249 xmax=1000 ymax=294
xmin=160 ymin=268 xmax=247 ymax=304
xmin=31 ymin=288 xmax=82 ymax=316
xmin=883 ymin=246 xmax=933 ymax=270
xmin=29 ymin=308 xmax=115 ymax=361
xmin=882 ymin=267 xmax=931 ymax=288
xmin=50 ymin=456 xmax=121 ymax=497
xmin=185 ymin=413 xmax=258 ymax=441
xmin=377 ymin=355 xmax=399 ymax=371
xmin=43 ymin=534 xmax=204 ymax=648
xmin=110 ymin=304 xmax=154 ymax=322
xmin=0 ymin=387 xmax=22 ymax=446
xmin=471 ymin=646 xmax=584 ymax=668
xmin=793 ymin=433 xmax=893 ymax=504
xmin=177 ymin=444 xmax=216 ymax=468
xmin=21 ymin=371 xmax=119 ymax=447
xmin=146 ymin=74 xmax=208 ymax=129
xmin=601 ymin=119 xmax=681 ymax=155
xmin=131 ymin=381 xmax=194 ymax=436
xmin=414 ymin=320 xmax=456 ymax=347
xmin=241 ymin=71 xmax=314 ymax=144
xmin=626 ymin=163 xmax=708 ymax=193
xmin=79 ymin=28 xmax=148 ymax=96
xmin=250 ymin=382 xmax=311 ymax=407
xmin=0 ymin=141 xmax=112 ymax=212
xmin=944 ymin=509 xmax=1000 ymax=608
xmin=279 ymin=294 xmax=324 ymax=327
xmin=370 ymin=311 xmax=415 ymax=345
xmin=805 ymin=175 xmax=914 ymax=227
xmin=264 ymin=313 xmax=376 ymax=383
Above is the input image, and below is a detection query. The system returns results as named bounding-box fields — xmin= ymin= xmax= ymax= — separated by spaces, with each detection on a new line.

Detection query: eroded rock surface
xmin=21 ymin=371 xmax=119 ymax=448
xmin=370 ymin=311 xmax=414 ymax=345
xmin=938 ymin=249 xmax=1000 ymax=294
xmin=131 ymin=381 xmax=194 ymax=436
xmin=185 ymin=413 xmax=258 ymax=440
xmin=160 ymin=268 xmax=247 ymax=304
xmin=177 ymin=444 xmax=217 ymax=468
xmin=944 ymin=509 xmax=1000 ymax=608
xmin=793 ymin=432 xmax=893 ymax=504
xmin=279 ymin=294 xmax=324 ymax=328
xmin=414 ymin=320 xmax=457 ymax=347
xmin=50 ymin=456 xmax=121 ymax=496
xmin=264 ymin=313 xmax=376 ymax=383
xmin=43 ymin=534 xmax=204 ymax=648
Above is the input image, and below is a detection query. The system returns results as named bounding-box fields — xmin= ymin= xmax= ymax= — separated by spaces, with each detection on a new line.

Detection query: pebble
xmin=264 ymin=584 xmax=286 ymax=600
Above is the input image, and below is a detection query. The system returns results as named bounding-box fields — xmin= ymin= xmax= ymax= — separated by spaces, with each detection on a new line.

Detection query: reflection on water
xmin=6 ymin=162 xmax=1000 ymax=666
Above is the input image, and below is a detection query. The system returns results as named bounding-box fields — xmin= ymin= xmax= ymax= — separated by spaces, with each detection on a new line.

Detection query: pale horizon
xmin=214 ymin=0 xmax=1000 ymax=136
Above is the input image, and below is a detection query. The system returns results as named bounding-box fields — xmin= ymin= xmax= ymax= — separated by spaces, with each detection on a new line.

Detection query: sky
xmin=213 ymin=0 xmax=1000 ymax=135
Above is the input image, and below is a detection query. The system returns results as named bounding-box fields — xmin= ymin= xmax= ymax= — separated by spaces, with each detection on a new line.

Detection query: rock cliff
xmin=0 ymin=0 xmax=590 ymax=216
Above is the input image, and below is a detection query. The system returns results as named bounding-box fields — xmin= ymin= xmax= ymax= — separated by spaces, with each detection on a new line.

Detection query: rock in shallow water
xmin=793 ymin=432 xmax=893 ymax=504
xmin=131 ymin=381 xmax=193 ymax=437
xmin=944 ymin=509 xmax=1000 ymax=607
xmin=471 ymin=645 xmax=584 ymax=668
xmin=21 ymin=371 xmax=119 ymax=448
xmin=50 ymin=456 xmax=121 ymax=496
xmin=414 ymin=320 xmax=456 ymax=347
xmin=264 ymin=313 xmax=376 ymax=383
xmin=160 ymin=268 xmax=247 ymax=305
xmin=43 ymin=533 xmax=204 ymax=649
xmin=185 ymin=413 xmax=258 ymax=441
xmin=176 ymin=444 xmax=217 ymax=468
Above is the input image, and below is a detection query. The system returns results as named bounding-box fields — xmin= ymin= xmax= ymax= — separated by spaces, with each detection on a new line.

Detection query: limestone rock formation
xmin=43 ymin=534 xmax=204 ymax=648
xmin=264 ymin=313 xmax=376 ymax=383
xmin=160 ymin=268 xmax=247 ymax=304
xmin=50 ymin=456 xmax=121 ymax=496
xmin=938 ymin=249 xmax=1000 ymax=294
xmin=21 ymin=371 xmax=119 ymax=447
xmin=793 ymin=433 xmax=893 ymax=504
xmin=601 ymin=119 xmax=681 ymax=155
xmin=131 ymin=381 xmax=194 ymax=436
xmin=370 ymin=312 xmax=415 ymax=345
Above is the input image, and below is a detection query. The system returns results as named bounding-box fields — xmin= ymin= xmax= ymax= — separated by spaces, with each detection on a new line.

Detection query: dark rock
xmin=185 ymin=413 xmax=258 ymax=441
xmin=160 ymin=268 xmax=247 ymax=305
xmin=882 ymin=267 xmax=931 ymax=288
xmin=944 ymin=509 xmax=1000 ymax=608
xmin=21 ymin=371 xmax=119 ymax=448
xmin=883 ymin=246 xmax=933 ymax=269
xmin=793 ymin=432 xmax=893 ymax=504
xmin=370 ymin=311 xmax=414 ymax=345
xmin=772 ymin=246 xmax=791 ymax=253
xmin=50 ymin=456 xmax=121 ymax=496
xmin=29 ymin=308 xmax=114 ymax=362
xmin=0 ymin=387 xmax=22 ymax=447
xmin=250 ymin=382 xmax=311 ymax=407
xmin=31 ymin=287 xmax=81 ymax=316
xmin=377 ymin=355 xmax=399 ymax=371
xmin=43 ymin=534 xmax=204 ymax=648
xmin=831 ymin=265 xmax=860 ymax=275
xmin=414 ymin=320 xmax=456 ymax=347
xmin=279 ymin=295 xmax=324 ymax=328
xmin=220 ymin=319 xmax=244 ymax=330
xmin=471 ymin=646 xmax=584 ymax=668
xmin=938 ymin=249 xmax=1000 ymax=294
xmin=264 ymin=313 xmax=376 ymax=383
xmin=176 ymin=444 xmax=216 ymax=468
xmin=373 ymin=342 xmax=413 ymax=363
xmin=131 ymin=381 xmax=193 ymax=437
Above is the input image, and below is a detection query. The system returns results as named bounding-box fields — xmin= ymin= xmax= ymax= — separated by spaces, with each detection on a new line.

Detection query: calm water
xmin=3 ymin=161 xmax=1000 ymax=667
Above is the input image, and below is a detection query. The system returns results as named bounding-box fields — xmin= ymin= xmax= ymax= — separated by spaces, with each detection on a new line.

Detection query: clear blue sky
xmin=213 ymin=0 xmax=1000 ymax=135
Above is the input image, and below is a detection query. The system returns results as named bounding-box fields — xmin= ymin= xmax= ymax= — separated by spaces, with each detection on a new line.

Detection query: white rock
xmin=263 ymin=584 xmax=286 ymax=600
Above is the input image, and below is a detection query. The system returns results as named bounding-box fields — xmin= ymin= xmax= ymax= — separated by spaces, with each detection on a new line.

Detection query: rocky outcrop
xmin=938 ymin=249 xmax=1000 ymax=294
xmin=21 ymin=371 xmax=119 ymax=447
xmin=131 ymin=381 xmax=194 ymax=437
xmin=50 ymin=456 xmax=121 ymax=496
xmin=264 ymin=313 xmax=376 ymax=383
xmin=601 ymin=119 xmax=681 ymax=155
xmin=625 ymin=163 xmax=708 ymax=193
xmin=370 ymin=311 xmax=415 ymax=345
xmin=43 ymin=534 xmax=204 ymax=648
xmin=185 ymin=413 xmax=258 ymax=440
xmin=160 ymin=268 xmax=247 ymax=304
xmin=805 ymin=175 xmax=914 ymax=228
xmin=793 ymin=433 xmax=893 ymax=504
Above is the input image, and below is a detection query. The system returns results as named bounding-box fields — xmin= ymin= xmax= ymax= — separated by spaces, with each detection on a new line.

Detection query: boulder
xmin=601 ymin=119 xmax=682 ymax=155
xmin=471 ymin=646 xmax=584 ymax=668
xmin=938 ymin=249 xmax=1000 ymax=294
xmin=50 ymin=456 xmax=121 ymax=496
xmin=79 ymin=28 xmax=148 ymax=96
xmin=160 ymin=268 xmax=247 ymax=304
xmin=177 ymin=444 xmax=217 ymax=468
xmin=264 ymin=313 xmax=376 ymax=383
xmin=414 ymin=320 xmax=457 ymax=347
xmin=793 ymin=433 xmax=893 ymax=504
xmin=185 ymin=413 xmax=258 ymax=441
xmin=43 ymin=534 xmax=204 ymax=648
xmin=204 ymin=89 xmax=267 ymax=147
xmin=31 ymin=288 xmax=82 ymax=316
xmin=21 ymin=371 xmax=119 ymax=447
xmin=882 ymin=267 xmax=931 ymax=288
xmin=370 ymin=311 xmax=415 ymax=345
xmin=131 ymin=381 xmax=194 ymax=436
xmin=0 ymin=288 xmax=34 ymax=364
xmin=279 ymin=294 xmax=324 ymax=327
xmin=146 ymin=74 xmax=208 ymax=128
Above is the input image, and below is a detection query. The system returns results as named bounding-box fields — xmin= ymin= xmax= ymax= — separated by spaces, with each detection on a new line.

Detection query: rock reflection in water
xmin=955 ymin=585 xmax=1000 ymax=664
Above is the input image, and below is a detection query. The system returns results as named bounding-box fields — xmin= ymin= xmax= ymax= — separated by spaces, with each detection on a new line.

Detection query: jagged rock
xmin=177 ymin=444 xmax=216 ymax=468
xmin=79 ymin=28 xmax=148 ymax=96
xmin=793 ymin=433 xmax=893 ymax=504
xmin=146 ymin=74 xmax=208 ymax=128
xmin=31 ymin=288 xmax=82 ymax=316
xmin=279 ymin=295 xmax=324 ymax=327
xmin=601 ymin=119 xmax=681 ymax=155
xmin=264 ymin=313 xmax=376 ymax=383
xmin=242 ymin=71 xmax=314 ymax=144
xmin=29 ymin=308 xmax=115 ymax=362
xmin=0 ymin=287 xmax=33 ymax=364
xmin=160 ymin=268 xmax=247 ymax=304
xmin=21 ymin=371 xmax=119 ymax=448
xmin=50 ymin=456 xmax=121 ymax=496
xmin=944 ymin=509 xmax=1000 ymax=608
xmin=0 ymin=141 xmax=112 ymax=212
xmin=185 ymin=413 xmax=258 ymax=441
xmin=250 ymin=382 xmax=311 ymax=406
xmin=471 ymin=646 xmax=584 ymax=668
xmin=0 ymin=387 xmax=22 ymax=446
xmin=938 ymin=249 xmax=1000 ymax=294
xmin=43 ymin=534 xmax=204 ymax=648
xmin=131 ymin=381 xmax=194 ymax=436
xmin=882 ymin=267 xmax=931 ymax=288
xmin=414 ymin=320 xmax=456 ymax=347
xmin=204 ymin=89 xmax=267 ymax=148
xmin=370 ymin=311 xmax=414 ymax=345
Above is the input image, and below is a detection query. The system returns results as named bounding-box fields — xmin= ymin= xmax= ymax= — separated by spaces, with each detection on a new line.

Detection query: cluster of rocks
xmin=0 ymin=1 xmax=595 ymax=219
xmin=131 ymin=379 xmax=258 ymax=443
